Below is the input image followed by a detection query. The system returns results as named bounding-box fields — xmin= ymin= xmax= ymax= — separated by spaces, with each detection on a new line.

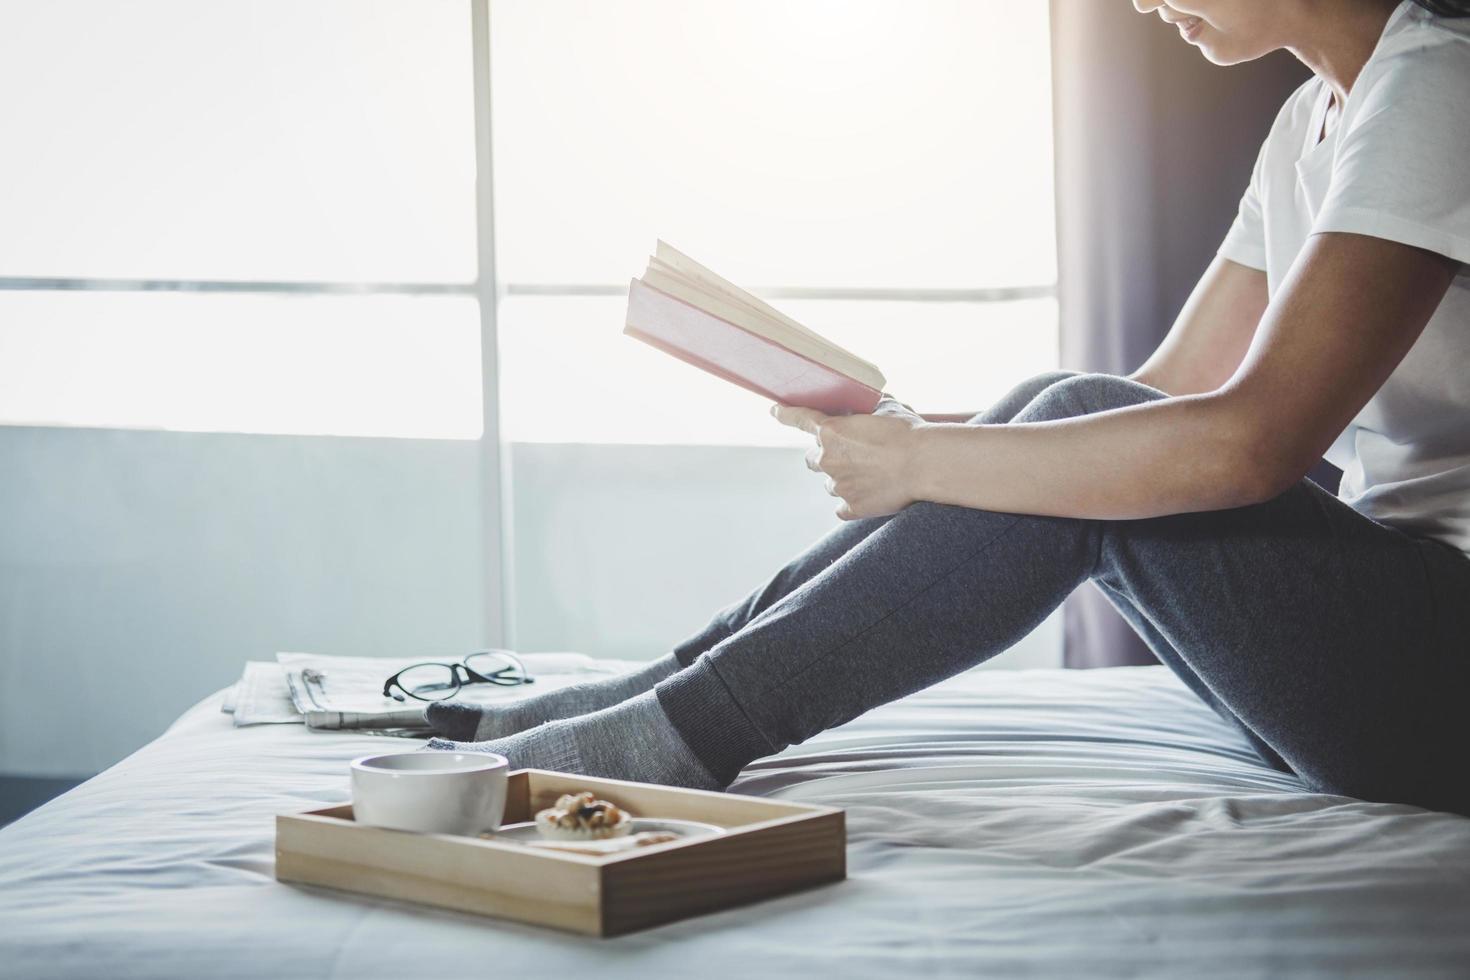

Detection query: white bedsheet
xmin=2 ymin=665 xmax=1468 ymax=979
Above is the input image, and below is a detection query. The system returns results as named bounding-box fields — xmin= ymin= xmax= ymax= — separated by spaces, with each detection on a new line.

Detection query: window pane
xmin=0 ymin=292 xmax=482 ymax=439
xmin=491 ymin=0 xmax=1056 ymax=289
xmin=498 ymin=294 xmax=1057 ymax=445
xmin=0 ymin=1 xmax=475 ymax=283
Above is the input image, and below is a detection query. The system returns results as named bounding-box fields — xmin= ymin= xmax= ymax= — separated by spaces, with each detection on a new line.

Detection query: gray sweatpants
xmin=654 ymin=372 xmax=1470 ymax=816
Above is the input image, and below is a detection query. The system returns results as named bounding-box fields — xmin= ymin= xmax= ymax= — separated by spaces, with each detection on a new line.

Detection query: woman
xmin=430 ymin=0 xmax=1470 ymax=816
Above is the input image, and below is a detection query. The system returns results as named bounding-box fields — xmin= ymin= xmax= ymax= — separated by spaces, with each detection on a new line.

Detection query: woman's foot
xmin=427 ymin=690 xmax=723 ymax=791
xmin=425 ymin=652 xmax=683 ymax=740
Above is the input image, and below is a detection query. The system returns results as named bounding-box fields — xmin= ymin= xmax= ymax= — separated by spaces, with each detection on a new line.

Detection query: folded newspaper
xmin=222 ymin=651 xmax=631 ymax=734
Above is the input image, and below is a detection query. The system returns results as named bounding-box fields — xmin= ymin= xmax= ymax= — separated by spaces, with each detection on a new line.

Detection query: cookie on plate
xmin=534 ymin=791 xmax=633 ymax=840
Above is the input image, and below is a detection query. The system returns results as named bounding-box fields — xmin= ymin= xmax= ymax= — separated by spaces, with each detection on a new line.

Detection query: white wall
xmin=0 ymin=433 xmax=1060 ymax=780
xmin=0 ymin=427 xmax=487 ymax=778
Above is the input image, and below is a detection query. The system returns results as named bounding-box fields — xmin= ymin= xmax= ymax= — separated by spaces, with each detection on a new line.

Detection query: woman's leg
xmin=1093 ymin=579 xmax=1291 ymax=771
xmin=678 ymin=370 xmax=1289 ymax=768
xmin=654 ymin=373 xmax=1470 ymax=813
xmin=434 ymin=373 xmax=1470 ymax=806
xmin=669 ymin=370 xmax=1080 ymax=664
xmin=427 ymin=371 xmax=1078 ymax=741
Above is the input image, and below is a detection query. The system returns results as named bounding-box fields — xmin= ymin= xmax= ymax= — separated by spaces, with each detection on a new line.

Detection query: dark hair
xmin=1411 ymin=0 xmax=1470 ymax=15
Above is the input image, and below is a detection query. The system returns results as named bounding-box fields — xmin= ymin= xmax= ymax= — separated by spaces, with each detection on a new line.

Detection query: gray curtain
xmin=1048 ymin=2 xmax=1311 ymax=668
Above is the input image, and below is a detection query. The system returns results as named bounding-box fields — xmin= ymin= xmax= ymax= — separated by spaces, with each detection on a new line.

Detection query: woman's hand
xmin=772 ymin=395 xmax=928 ymax=520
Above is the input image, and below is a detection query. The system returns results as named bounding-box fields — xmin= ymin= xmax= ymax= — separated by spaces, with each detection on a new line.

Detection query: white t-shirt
xmin=1218 ymin=1 xmax=1470 ymax=556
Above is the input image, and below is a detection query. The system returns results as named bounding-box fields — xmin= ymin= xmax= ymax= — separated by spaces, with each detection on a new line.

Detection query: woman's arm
xmin=777 ymin=233 xmax=1458 ymax=521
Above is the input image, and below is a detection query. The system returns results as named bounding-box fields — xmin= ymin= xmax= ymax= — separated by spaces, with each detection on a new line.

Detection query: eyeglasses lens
xmin=394 ymin=663 xmax=460 ymax=701
xmin=463 ymin=650 xmax=527 ymax=684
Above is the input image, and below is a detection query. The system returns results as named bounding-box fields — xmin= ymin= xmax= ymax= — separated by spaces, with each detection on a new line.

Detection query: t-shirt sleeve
xmin=1218 ymin=135 xmax=1270 ymax=271
xmin=1312 ymin=41 xmax=1470 ymax=268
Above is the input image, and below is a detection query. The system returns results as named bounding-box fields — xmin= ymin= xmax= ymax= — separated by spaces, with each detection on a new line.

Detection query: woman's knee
xmin=970 ymin=370 xmax=1082 ymax=424
xmin=1012 ymin=373 xmax=1167 ymax=424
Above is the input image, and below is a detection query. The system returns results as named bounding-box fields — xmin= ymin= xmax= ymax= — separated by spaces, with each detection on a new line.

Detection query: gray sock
xmin=426 ymin=652 xmax=683 ymax=741
xmin=427 ymin=690 xmax=723 ymax=791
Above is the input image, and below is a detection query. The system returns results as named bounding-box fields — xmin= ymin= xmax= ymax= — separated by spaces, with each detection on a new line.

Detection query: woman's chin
xmin=1195 ymin=39 xmax=1269 ymax=67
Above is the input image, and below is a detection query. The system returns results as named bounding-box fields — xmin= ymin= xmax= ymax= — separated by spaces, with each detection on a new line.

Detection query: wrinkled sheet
xmin=2 ymin=665 xmax=1468 ymax=979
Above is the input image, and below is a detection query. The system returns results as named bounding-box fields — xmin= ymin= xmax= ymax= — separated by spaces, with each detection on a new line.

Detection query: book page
xmin=639 ymin=265 xmax=886 ymax=391
xmin=649 ymin=243 xmax=885 ymax=388
xmin=654 ymin=242 xmax=832 ymax=348
xmin=654 ymin=242 xmax=884 ymax=377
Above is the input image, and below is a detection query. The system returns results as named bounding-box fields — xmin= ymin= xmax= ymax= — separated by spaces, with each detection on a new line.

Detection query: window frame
xmin=0 ymin=0 xmax=1061 ymax=647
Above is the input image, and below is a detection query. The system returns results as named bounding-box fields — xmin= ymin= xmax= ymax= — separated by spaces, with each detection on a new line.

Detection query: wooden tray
xmin=275 ymin=768 xmax=846 ymax=937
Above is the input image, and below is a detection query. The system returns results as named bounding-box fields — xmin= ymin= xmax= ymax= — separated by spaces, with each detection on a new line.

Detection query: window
xmin=0 ymin=0 xmax=481 ymax=438
xmin=492 ymin=0 xmax=1057 ymax=446
xmin=1 ymin=1 xmax=1056 ymax=444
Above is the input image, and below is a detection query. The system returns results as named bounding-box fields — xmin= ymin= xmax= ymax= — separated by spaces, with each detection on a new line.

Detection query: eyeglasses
xmin=382 ymin=650 xmax=535 ymax=703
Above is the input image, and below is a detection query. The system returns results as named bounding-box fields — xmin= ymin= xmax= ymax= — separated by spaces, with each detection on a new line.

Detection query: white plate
xmin=490 ymin=817 xmax=725 ymax=842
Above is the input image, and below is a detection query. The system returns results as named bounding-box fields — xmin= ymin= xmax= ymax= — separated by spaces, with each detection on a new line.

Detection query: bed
xmin=2 ymin=664 xmax=1468 ymax=979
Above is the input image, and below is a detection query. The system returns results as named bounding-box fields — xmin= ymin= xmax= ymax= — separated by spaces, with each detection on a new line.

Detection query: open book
xmin=624 ymin=242 xmax=886 ymax=415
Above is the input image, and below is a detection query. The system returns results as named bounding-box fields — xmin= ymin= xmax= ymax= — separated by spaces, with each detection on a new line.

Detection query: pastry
xmin=534 ymin=791 xmax=633 ymax=840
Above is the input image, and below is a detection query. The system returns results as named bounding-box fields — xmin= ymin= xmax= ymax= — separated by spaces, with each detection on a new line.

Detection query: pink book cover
xmin=624 ymin=278 xmax=883 ymax=416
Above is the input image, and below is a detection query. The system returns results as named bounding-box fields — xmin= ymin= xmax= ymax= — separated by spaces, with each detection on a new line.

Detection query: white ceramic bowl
xmin=350 ymin=750 xmax=508 ymax=836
